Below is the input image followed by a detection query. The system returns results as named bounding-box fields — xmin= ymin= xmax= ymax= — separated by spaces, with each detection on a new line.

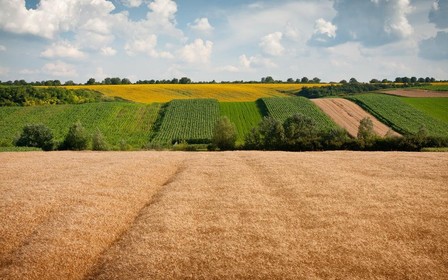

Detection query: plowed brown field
xmin=382 ymin=89 xmax=448 ymax=98
xmin=312 ymin=98 xmax=400 ymax=137
xmin=1 ymin=151 xmax=447 ymax=279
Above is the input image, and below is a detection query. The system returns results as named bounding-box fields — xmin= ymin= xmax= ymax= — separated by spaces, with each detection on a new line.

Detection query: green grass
xmin=261 ymin=97 xmax=338 ymax=131
xmin=0 ymin=146 xmax=42 ymax=152
xmin=151 ymin=99 xmax=220 ymax=144
xmin=348 ymin=94 xmax=448 ymax=137
xmin=219 ymin=102 xmax=263 ymax=144
xmin=0 ymin=102 xmax=161 ymax=149
xmin=402 ymin=98 xmax=448 ymax=123
xmin=416 ymin=84 xmax=448 ymax=91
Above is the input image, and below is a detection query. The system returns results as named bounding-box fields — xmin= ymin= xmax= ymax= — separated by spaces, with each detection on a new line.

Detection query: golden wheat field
xmin=1 ymin=151 xmax=447 ymax=279
xmin=65 ymin=84 xmax=325 ymax=103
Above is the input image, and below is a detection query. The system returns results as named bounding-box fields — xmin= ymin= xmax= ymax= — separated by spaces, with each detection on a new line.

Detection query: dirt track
xmin=381 ymin=89 xmax=448 ymax=98
xmin=1 ymin=151 xmax=447 ymax=279
xmin=312 ymin=98 xmax=400 ymax=137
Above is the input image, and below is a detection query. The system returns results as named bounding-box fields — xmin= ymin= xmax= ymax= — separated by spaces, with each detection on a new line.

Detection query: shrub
xmin=92 ymin=129 xmax=109 ymax=151
xmin=212 ymin=116 xmax=237 ymax=151
xmin=15 ymin=124 xmax=54 ymax=151
xmin=61 ymin=121 xmax=89 ymax=150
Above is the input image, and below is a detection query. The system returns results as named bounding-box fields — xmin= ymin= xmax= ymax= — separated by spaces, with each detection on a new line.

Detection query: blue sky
xmin=0 ymin=0 xmax=447 ymax=83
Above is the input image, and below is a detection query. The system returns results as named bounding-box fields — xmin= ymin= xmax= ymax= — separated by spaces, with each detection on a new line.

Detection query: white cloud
xmin=218 ymin=65 xmax=240 ymax=73
xmin=125 ymin=35 xmax=159 ymax=57
xmin=259 ymin=32 xmax=284 ymax=56
xmin=0 ymin=0 xmax=115 ymax=39
xmin=309 ymin=18 xmax=337 ymax=45
xmin=121 ymin=0 xmax=143 ymax=8
xmin=148 ymin=0 xmax=177 ymax=19
xmin=189 ymin=18 xmax=214 ymax=33
xmin=284 ymin=22 xmax=300 ymax=41
xmin=0 ymin=45 xmax=6 ymax=51
xmin=429 ymin=0 xmax=448 ymax=29
xmin=309 ymin=0 xmax=414 ymax=47
xmin=41 ymin=41 xmax=86 ymax=59
xmin=180 ymin=39 xmax=213 ymax=64
xmin=239 ymin=54 xmax=276 ymax=69
xmin=100 ymin=47 xmax=117 ymax=56
xmin=42 ymin=61 xmax=78 ymax=77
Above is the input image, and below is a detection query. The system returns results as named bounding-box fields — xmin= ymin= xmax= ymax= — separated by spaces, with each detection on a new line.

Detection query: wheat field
xmin=65 ymin=84 xmax=325 ymax=103
xmin=1 ymin=151 xmax=447 ymax=279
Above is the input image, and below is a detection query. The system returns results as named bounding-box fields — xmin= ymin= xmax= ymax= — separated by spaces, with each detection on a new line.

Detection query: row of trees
xmin=15 ymin=122 xmax=109 ymax=151
xmin=211 ymin=115 xmax=448 ymax=152
xmin=2 ymin=76 xmax=443 ymax=87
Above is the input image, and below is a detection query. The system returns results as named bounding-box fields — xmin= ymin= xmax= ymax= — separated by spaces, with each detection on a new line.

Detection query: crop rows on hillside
xmin=261 ymin=97 xmax=338 ymax=131
xmin=0 ymin=102 xmax=160 ymax=148
xmin=219 ymin=102 xmax=264 ymax=143
xmin=151 ymin=99 xmax=220 ymax=144
xmin=402 ymin=98 xmax=448 ymax=124
xmin=348 ymin=94 xmax=448 ymax=137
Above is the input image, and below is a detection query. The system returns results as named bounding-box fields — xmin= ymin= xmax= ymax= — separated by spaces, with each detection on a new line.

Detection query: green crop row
xmin=348 ymin=94 xmax=448 ymax=137
xmin=219 ymin=102 xmax=264 ymax=144
xmin=151 ymin=99 xmax=220 ymax=144
xmin=402 ymin=98 xmax=448 ymax=124
xmin=261 ymin=97 xmax=338 ymax=131
xmin=0 ymin=102 xmax=161 ymax=148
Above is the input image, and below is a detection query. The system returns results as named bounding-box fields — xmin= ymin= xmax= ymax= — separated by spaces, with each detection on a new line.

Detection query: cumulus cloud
xmin=189 ymin=18 xmax=214 ymax=33
xmin=309 ymin=0 xmax=414 ymax=47
xmin=42 ymin=61 xmax=78 ymax=77
xmin=125 ymin=35 xmax=159 ymax=57
xmin=100 ymin=47 xmax=117 ymax=56
xmin=259 ymin=32 xmax=284 ymax=56
xmin=218 ymin=65 xmax=240 ymax=73
xmin=0 ymin=45 xmax=6 ymax=51
xmin=180 ymin=39 xmax=213 ymax=64
xmin=429 ymin=0 xmax=448 ymax=29
xmin=239 ymin=54 xmax=276 ymax=69
xmin=121 ymin=0 xmax=143 ymax=8
xmin=419 ymin=31 xmax=448 ymax=60
xmin=0 ymin=0 xmax=115 ymax=39
xmin=41 ymin=41 xmax=86 ymax=59
xmin=309 ymin=18 xmax=337 ymax=45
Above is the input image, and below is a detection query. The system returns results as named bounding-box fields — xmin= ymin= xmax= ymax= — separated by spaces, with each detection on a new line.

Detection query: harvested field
xmin=381 ymin=89 xmax=448 ymax=98
xmin=1 ymin=151 xmax=448 ymax=279
xmin=312 ymin=98 xmax=400 ymax=137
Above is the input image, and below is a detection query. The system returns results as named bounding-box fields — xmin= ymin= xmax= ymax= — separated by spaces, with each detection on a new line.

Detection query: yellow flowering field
xmin=65 ymin=83 xmax=327 ymax=103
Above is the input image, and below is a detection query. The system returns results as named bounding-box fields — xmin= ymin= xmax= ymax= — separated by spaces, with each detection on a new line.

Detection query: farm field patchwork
xmin=0 ymin=102 xmax=160 ymax=149
xmin=261 ymin=97 xmax=338 ymax=131
xmin=65 ymin=84 xmax=325 ymax=103
xmin=151 ymin=99 xmax=220 ymax=144
xmin=219 ymin=102 xmax=264 ymax=143
xmin=381 ymin=89 xmax=448 ymax=97
xmin=1 ymin=151 xmax=447 ymax=279
xmin=349 ymin=94 xmax=448 ymax=137
xmin=312 ymin=98 xmax=400 ymax=137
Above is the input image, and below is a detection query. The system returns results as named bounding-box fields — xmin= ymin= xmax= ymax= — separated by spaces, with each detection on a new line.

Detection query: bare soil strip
xmin=381 ymin=89 xmax=448 ymax=98
xmin=312 ymin=98 xmax=400 ymax=137
xmin=1 ymin=151 xmax=447 ymax=279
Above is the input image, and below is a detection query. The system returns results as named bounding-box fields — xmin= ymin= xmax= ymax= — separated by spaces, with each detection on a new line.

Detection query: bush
xmin=15 ymin=124 xmax=54 ymax=151
xmin=212 ymin=116 xmax=237 ymax=151
xmin=92 ymin=129 xmax=108 ymax=151
xmin=61 ymin=121 xmax=89 ymax=150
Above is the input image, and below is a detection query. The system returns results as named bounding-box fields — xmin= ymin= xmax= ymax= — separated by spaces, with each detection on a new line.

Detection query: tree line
xmin=1 ymin=76 xmax=444 ymax=87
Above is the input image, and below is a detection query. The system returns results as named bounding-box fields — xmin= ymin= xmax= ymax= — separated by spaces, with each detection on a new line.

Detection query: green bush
xmin=92 ymin=129 xmax=109 ymax=151
xmin=61 ymin=121 xmax=89 ymax=150
xmin=212 ymin=116 xmax=237 ymax=151
xmin=15 ymin=124 xmax=54 ymax=151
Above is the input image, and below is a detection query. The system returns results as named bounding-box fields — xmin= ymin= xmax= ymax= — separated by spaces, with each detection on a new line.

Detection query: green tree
xmin=92 ymin=129 xmax=108 ymax=151
xmin=259 ymin=116 xmax=285 ymax=150
xmin=15 ymin=124 xmax=54 ymax=151
xmin=283 ymin=114 xmax=320 ymax=150
xmin=212 ymin=116 xmax=237 ymax=150
xmin=62 ymin=121 xmax=89 ymax=150
xmin=86 ymin=78 xmax=96 ymax=85
xmin=357 ymin=117 xmax=375 ymax=141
